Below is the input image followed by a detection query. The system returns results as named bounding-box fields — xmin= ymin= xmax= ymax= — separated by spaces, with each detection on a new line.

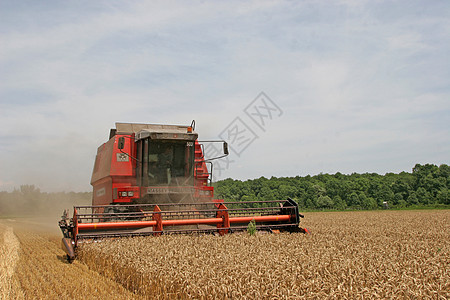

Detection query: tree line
xmin=1 ymin=164 xmax=448 ymax=216
xmin=214 ymin=164 xmax=449 ymax=210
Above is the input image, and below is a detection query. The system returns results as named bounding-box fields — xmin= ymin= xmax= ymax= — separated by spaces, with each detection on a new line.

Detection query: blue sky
xmin=0 ymin=0 xmax=449 ymax=192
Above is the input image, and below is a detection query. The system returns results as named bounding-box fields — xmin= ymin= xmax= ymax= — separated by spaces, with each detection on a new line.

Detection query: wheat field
xmin=80 ymin=210 xmax=449 ymax=299
xmin=1 ymin=210 xmax=448 ymax=299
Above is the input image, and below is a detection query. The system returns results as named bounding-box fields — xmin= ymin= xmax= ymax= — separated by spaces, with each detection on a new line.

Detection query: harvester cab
xmin=59 ymin=121 xmax=306 ymax=262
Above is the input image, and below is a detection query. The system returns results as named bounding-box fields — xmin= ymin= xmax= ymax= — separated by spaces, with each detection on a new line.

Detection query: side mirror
xmin=118 ymin=137 xmax=125 ymax=150
xmin=223 ymin=142 xmax=229 ymax=155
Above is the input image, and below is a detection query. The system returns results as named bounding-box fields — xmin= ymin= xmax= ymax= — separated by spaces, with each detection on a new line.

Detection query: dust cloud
xmin=0 ymin=185 xmax=91 ymax=235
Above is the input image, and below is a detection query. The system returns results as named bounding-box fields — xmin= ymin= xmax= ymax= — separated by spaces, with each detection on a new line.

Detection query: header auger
xmin=59 ymin=121 xmax=306 ymax=261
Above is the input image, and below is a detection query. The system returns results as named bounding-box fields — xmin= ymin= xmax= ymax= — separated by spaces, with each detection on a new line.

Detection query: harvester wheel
xmin=66 ymin=254 xmax=74 ymax=264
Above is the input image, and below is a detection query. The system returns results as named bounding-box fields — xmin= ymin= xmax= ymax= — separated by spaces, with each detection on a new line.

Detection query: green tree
xmin=348 ymin=192 xmax=360 ymax=208
xmin=416 ymin=187 xmax=431 ymax=205
xmin=436 ymin=188 xmax=449 ymax=205
xmin=333 ymin=195 xmax=346 ymax=210
xmin=361 ymin=197 xmax=378 ymax=210
xmin=407 ymin=192 xmax=419 ymax=205
xmin=316 ymin=195 xmax=333 ymax=209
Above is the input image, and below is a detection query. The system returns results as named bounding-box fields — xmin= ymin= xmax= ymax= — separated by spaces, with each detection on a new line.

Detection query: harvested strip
xmin=0 ymin=224 xmax=23 ymax=299
xmin=1 ymin=221 xmax=140 ymax=300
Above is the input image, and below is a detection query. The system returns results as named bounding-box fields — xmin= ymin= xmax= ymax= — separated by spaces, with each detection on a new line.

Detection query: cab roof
xmin=115 ymin=122 xmax=198 ymax=141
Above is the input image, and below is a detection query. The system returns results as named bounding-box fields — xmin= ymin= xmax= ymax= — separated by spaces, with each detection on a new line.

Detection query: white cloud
xmin=0 ymin=0 xmax=449 ymax=191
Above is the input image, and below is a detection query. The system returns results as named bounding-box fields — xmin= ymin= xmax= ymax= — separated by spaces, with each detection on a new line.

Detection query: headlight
xmin=121 ymin=191 xmax=127 ymax=197
xmin=127 ymin=191 xmax=134 ymax=197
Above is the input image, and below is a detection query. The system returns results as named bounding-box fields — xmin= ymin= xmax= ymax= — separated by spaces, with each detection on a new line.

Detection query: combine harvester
xmin=59 ymin=121 xmax=307 ymax=261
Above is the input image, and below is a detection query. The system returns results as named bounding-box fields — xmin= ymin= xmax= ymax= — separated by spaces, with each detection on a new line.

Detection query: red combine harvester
xmin=59 ymin=121 xmax=306 ymax=261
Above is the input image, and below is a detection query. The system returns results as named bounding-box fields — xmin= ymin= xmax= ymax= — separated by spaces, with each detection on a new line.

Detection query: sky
xmin=0 ymin=0 xmax=449 ymax=192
